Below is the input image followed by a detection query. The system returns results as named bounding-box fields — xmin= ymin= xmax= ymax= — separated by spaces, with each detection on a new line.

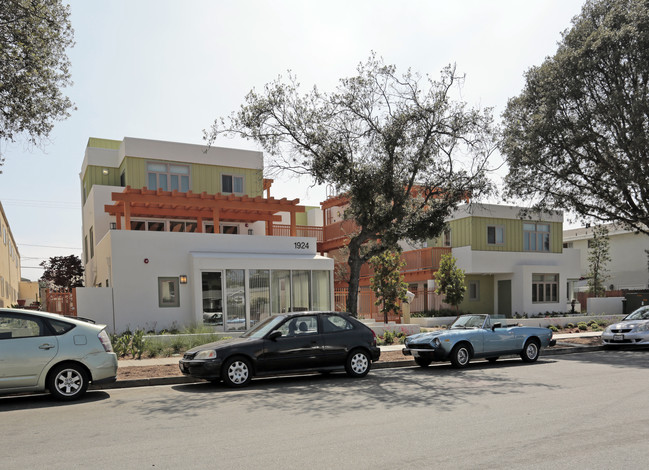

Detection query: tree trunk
xmin=345 ymin=238 xmax=365 ymax=317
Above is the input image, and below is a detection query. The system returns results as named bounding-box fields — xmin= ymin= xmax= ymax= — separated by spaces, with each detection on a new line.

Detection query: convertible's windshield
xmin=242 ymin=315 xmax=286 ymax=338
xmin=451 ymin=315 xmax=487 ymax=329
xmin=625 ymin=306 xmax=649 ymax=321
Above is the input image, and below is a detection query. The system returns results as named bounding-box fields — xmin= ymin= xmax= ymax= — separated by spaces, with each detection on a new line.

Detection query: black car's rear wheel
xmin=521 ymin=339 xmax=540 ymax=363
xmin=414 ymin=357 xmax=432 ymax=368
xmin=345 ymin=349 xmax=371 ymax=378
xmin=222 ymin=356 xmax=252 ymax=387
xmin=450 ymin=344 xmax=471 ymax=368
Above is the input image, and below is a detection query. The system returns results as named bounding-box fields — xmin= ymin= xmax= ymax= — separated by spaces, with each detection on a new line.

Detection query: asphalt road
xmin=1 ymin=350 xmax=648 ymax=469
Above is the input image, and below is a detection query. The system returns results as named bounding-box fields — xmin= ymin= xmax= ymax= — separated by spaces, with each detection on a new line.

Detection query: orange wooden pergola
xmin=104 ymin=186 xmax=305 ymax=235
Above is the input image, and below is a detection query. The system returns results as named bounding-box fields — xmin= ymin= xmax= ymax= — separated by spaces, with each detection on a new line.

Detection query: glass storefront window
xmin=249 ymin=269 xmax=270 ymax=327
xmin=312 ymin=270 xmax=331 ymax=311
xmin=292 ymin=270 xmax=311 ymax=312
xmin=202 ymin=272 xmax=223 ymax=326
xmin=226 ymin=269 xmax=246 ymax=331
xmin=271 ymin=270 xmax=291 ymax=314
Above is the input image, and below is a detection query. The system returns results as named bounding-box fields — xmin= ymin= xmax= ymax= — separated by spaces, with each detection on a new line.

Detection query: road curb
xmin=94 ymin=344 xmax=603 ymax=390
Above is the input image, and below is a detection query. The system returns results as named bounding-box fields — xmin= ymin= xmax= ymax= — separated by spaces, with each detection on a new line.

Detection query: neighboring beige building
xmin=0 ymin=201 xmax=21 ymax=308
xmin=19 ymin=279 xmax=40 ymax=306
xmin=563 ymin=223 xmax=649 ymax=291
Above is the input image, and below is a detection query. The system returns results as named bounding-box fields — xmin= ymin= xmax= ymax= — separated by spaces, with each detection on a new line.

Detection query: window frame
xmin=468 ymin=280 xmax=480 ymax=301
xmin=523 ymin=223 xmax=551 ymax=252
xmin=532 ymin=274 xmax=559 ymax=303
xmin=147 ymin=162 xmax=190 ymax=192
xmin=487 ymin=225 xmax=505 ymax=246
xmin=443 ymin=228 xmax=452 ymax=247
xmin=221 ymin=174 xmax=245 ymax=195
xmin=158 ymin=277 xmax=180 ymax=308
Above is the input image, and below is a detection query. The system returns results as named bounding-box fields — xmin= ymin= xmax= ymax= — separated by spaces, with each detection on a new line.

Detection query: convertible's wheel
xmin=487 ymin=357 xmax=499 ymax=363
xmin=450 ymin=344 xmax=471 ymax=368
xmin=414 ymin=357 xmax=432 ymax=368
xmin=47 ymin=364 xmax=89 ymax=401
xmin=222 ymin=357 xmax=252 ymax=387
xmin=345 ymin=349 xmax=371 ymax=378
xmin=521 ymin=339 xmax=541 ymax=363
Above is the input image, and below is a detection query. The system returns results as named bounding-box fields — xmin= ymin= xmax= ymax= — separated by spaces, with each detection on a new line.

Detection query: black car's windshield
xmin=451 ymin=315 xmax=487 ymax=329
xmin=242 ymin=315 xmax=286 ymax=338
xmin=624 ymin=306 xmax=649 ymax=321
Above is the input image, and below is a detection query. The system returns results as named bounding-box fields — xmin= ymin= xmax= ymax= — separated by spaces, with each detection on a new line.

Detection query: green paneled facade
xmin=429 ymin=216 xmax=563 ymax=253
xmin=458 ymin=275 xmax=494 ymax=314
xmin=83 ymin=156 xmax=265 ymax=200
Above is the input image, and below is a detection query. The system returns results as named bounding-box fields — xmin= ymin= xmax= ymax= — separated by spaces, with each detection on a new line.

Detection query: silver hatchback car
xmin=0 ymin=308 xmax=118 ymax=400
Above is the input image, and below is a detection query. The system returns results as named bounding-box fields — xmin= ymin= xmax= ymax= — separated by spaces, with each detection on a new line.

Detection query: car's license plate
xmin=614 ymin=334 xmax=624 ymax=341
xmin=412 ymin=351 xmax=420 ymax=358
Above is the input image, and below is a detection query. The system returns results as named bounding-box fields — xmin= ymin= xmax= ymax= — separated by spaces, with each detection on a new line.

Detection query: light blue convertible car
xmin=402 ymin=314 xmax=556 ymax=368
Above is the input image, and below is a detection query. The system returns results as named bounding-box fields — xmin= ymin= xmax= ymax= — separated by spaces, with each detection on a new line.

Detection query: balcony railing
xmin=359 ymin=247 xmax=451 ymax=278
xmin=323 ymin=219 xmax=359 ymax=241
xmin=272 ymin=224 xmax=323 ymax=241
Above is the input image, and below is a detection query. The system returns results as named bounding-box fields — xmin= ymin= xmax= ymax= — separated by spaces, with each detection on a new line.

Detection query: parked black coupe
xmin=179 ymin=311 xmax=381 ymax=387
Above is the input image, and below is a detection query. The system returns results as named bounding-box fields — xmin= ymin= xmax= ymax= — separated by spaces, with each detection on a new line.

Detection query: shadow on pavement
xmin=117 ymin=358 xmax=561 ymax=419
xmin=0 ymin=390 xmax=111 ymax=412
xmin=554 ymin=347 xmax=649 ymax=369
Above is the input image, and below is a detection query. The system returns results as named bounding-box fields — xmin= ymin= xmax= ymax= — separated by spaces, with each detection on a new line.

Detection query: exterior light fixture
xmin=179 ymin=275 xmax=188 ymax=284
xmin=102 ymin=168 xmax=109 ymax=175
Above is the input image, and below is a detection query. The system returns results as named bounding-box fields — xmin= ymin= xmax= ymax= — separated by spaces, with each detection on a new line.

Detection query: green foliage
xmin=566 ymin=323 xmax=575 ymax=329
xmin=587 ymin=226 xmax=611 ymax=297
xmin=39 ymin=255 xmax=84 ymax=290
xmin=382 ymin=330 xmax=395 ymax=345
xmin=434 ymin=253 xmax=466 ymax=311
xmin=578 ymin=322 xmax=588 ymax=331
xmin=369 ymin=250 xmax=408 ymax=324
xmin=502 ymin=0 xmax=649 ymax=235
xmin=207 ymin=54 xmax=496 ymax=315
xmin=549 ymin=325 xmax=559 ymax=332
xmin=0 ymin=0 xmax=75 ymax=170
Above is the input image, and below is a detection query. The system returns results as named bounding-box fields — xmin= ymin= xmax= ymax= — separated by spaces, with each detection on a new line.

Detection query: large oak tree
xmin=0 ymin=0 xmax=74 ymax=170
xmin=206 ymin=55 xmax=496 ymax=316
xmin=502 ymin=0 xmax=649 ymax=234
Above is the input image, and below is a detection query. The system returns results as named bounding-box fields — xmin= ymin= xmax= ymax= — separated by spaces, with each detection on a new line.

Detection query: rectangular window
xmin=226 ymin=269 xmax=246 ymax=331
xmin=443 ymin=228 xmax=451 ymax=247
xmin=221 ymin=174 xmax=244 ymax=194
xmin=84 ymin=235 xmax=88 ymax=263
xmin=158 ymin=277 xmax=180 ymax=307
xmin=487 ymin=225 xmax=504 ymax=245
xmin=468 ymin=280 xmax=480 ymax=301
xmin=524 ymin=223 xmax=550 ymax=252
xmin=292 ymin=270 xmax=311 ymax=312
xmin=147 ymin=162 xmax=189 ymax=192
xmin=271 ymin=270 xmax=291 ymax=314
xmin=532 ymin=274 xmax=559 ymax=303
xmin=312 ymin=270 xmax=331 ymax=311
xmin=249 ymin=269 xmax=270 ymax=327
xmin=120 ymin=170 xmax=126 ymax=187
xmin=147 ymin=221 xmax=166 ymax=232
xmin=89 ymin=227 xmax=94 ymax=259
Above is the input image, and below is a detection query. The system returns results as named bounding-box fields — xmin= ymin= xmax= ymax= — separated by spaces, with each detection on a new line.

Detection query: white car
xmin=0 ymin=308 xmax=118 ymax=400
xmin=602 ymin=306 xmax=649 ymax=347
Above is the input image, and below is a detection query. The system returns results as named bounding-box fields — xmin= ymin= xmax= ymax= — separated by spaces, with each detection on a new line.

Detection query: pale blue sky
xmin=0 ymin=0 xmax=585 ymax=280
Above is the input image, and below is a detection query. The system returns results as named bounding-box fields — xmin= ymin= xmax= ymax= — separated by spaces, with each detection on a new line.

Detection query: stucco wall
xmin=90 ymin=230 xmax=333 ymax=333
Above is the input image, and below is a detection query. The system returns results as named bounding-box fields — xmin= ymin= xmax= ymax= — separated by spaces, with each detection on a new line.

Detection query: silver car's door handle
xmin=39 ymin=343 xmax=55 ymax=350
